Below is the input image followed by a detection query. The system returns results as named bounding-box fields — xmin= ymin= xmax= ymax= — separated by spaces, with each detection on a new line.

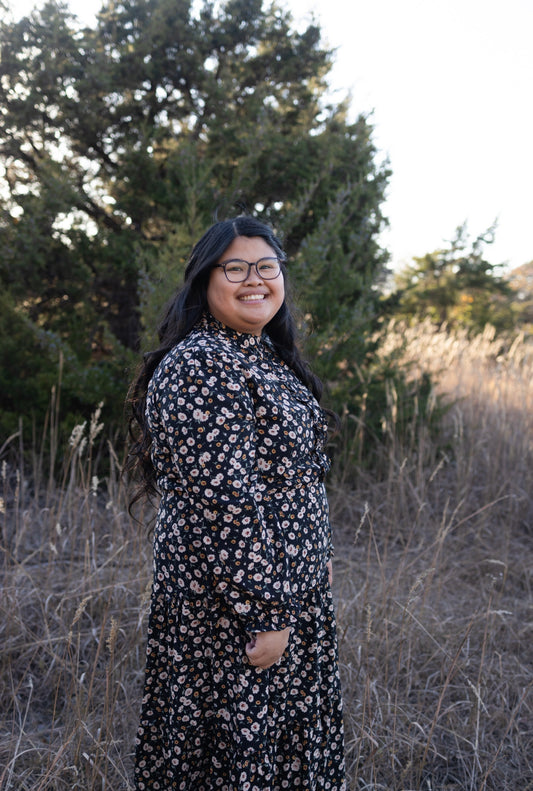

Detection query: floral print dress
xmin=134 ymin=314 xmax=346 ymax=791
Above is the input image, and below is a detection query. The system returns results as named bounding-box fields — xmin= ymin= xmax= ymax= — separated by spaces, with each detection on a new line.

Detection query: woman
xmin=129 ymin=216 xmax=346 ymax=790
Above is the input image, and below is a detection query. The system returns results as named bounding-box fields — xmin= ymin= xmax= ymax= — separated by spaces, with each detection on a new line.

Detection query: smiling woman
xmin=127 ymin=215 xmax=346 ymax=790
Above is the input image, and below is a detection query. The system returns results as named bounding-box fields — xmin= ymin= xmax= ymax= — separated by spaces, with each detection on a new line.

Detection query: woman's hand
xmin=245 ymin=627 xmax=291 ymax=669
xmin=327 ymin=558 xmax=333 ymax=585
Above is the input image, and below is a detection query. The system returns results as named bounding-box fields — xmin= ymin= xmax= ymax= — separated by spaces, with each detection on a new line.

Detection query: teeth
xmin=240 ymin=294 xmax=265 ymax=301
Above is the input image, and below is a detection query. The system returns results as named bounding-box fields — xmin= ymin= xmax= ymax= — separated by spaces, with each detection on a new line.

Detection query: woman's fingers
xmin=245 ymin=627 xmax=291 ymax=669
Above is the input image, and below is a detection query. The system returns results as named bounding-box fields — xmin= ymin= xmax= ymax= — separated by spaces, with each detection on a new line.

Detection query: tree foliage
xmin=506 ymin=261 xmax=533 ymax=329
xmin=0 ymin=0 xmax=390 ymax=446
xmin=392 ymin=223 xmax=516 ymax=333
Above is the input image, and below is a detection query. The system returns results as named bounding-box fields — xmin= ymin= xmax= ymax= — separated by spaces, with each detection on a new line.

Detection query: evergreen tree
xmin=393 ymin=223 xmax=515 ymax=333
xmin=0 ymin=0 xmax=390 ymax=441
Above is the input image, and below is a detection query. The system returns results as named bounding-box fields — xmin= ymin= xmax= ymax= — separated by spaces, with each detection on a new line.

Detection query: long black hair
xmin=126 ymin=215 xmax=326 ymax=504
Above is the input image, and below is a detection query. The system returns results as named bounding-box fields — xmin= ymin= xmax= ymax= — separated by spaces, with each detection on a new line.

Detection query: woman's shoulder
xmin=152 ymin=325 xmax=246 ymax=384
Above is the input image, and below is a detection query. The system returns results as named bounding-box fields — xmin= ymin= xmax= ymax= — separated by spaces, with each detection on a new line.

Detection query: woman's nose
xmin=243 ymin=264 xmax=263 ymax=283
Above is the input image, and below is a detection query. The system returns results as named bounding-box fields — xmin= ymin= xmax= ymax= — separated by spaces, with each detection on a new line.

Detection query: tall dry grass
xmin=0 ymin=323 xmax=532 ymax=790
xmin=0 ymin=407 xmax=152 ymax=790
xmin=332 ymin=322 xmax=533 ymax=789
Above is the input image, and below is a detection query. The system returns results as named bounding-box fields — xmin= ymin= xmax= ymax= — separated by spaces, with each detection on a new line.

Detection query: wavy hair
xmin=126 ymin=215 xmax=326 ymax=505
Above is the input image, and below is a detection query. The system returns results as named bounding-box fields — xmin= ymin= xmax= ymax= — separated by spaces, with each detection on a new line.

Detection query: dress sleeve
xmin=148 ymin=351 xmax=300 ymax=634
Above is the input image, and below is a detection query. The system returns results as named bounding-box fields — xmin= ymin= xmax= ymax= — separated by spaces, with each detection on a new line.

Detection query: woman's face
xmin=207 ymin=236 xmax=285 ymax=336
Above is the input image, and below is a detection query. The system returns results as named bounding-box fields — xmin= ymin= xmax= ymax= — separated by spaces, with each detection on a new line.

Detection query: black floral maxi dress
xmin=134 ymin=314 xmax=346 ymax=791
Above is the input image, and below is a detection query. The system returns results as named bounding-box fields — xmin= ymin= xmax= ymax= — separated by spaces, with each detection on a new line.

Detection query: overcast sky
xmin=11 ymin=0 xmax=533 ymax=271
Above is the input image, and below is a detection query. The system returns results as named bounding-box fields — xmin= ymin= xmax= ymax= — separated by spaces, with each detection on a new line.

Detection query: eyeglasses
xmin=214 ymin=257 xmax=283 ymax=283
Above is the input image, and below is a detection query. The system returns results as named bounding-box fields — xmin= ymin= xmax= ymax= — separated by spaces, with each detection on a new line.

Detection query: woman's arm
xmin=148 ymin=350 xmax=299 ymax=634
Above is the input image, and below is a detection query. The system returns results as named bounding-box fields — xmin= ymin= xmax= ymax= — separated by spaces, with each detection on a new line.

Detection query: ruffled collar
xmin=199 ymin=312 xmax=267 ymax=351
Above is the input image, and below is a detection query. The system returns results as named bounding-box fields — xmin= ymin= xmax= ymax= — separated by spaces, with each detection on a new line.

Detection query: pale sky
xmin=289 ymin=0 xmax=533 ymax=272
xmin=11 ymin=0 xmax=533 ymax=272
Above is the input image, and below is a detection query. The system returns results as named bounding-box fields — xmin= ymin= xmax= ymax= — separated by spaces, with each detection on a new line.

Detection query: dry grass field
xmin=1 ymin=323 xmax=532 ymax=790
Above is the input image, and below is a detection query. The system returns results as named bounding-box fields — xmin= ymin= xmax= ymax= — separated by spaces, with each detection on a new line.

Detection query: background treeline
xmin=0 ymin=0 xmax=530 ymax=462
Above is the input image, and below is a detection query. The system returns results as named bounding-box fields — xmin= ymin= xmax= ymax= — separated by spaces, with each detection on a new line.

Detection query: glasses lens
xmin=256 ymin=258 xmax=281 ymax=279
xmin=224 ymin=261 xmax=248 ymax=281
